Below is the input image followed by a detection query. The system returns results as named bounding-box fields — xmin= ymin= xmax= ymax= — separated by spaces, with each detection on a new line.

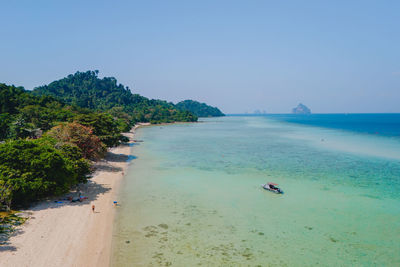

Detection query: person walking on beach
xmin=92 ymin=204 xmax=95 ymax=212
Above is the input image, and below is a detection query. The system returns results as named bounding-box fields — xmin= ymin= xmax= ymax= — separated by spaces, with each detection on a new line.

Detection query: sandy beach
xmin=0 ymin=127 xmax=138 ymax=267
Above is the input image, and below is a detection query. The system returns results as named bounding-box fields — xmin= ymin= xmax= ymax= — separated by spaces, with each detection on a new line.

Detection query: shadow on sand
xmin=0 ymin=149 xmax=138 ymax=252
xmin=105 ymin=152 xmax=137 ymax=163
xmin=0 ymin=227 xmax=24 ymax=252
xmin=0 ymin=180 xmax=110 ymax=252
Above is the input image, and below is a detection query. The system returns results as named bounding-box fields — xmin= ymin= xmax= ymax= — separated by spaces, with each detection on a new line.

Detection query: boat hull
xmin=261 ymin=184 xmax=284 ymax=194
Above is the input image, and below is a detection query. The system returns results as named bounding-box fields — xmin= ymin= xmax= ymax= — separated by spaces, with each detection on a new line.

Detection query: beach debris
xmin=125 ymin=240 xmax=130 ymax=244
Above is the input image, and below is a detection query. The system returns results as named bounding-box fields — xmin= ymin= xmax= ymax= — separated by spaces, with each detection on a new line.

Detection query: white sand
xmin=0 ymin=128 xmax=137 ymax=267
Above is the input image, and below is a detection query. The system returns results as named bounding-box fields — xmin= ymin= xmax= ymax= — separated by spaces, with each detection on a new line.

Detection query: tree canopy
xmin=33 ymin=70 xmax=198 ymax=124
xmin=0 ymin=83 xmax=120 ymax=208
xmin=46 ymin=122 xmax=106 ymax=160
xmin=176 ymin=100 xmax=225 ymax=117
xmin=0 ymin=138 xmax=90 ymax=207
xmin=0 ymin=71 xmax=224 ymax=209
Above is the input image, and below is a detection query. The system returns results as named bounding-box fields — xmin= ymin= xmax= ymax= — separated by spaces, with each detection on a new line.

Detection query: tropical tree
xmin=0 ymin=139 xmax=90 ymax=207
xmin=46 ymin=122 xmax=106 ymax=160
xmin=72 ymin=113 xmax=125 ymax=147
xmin=33 ymin=70 xmax=198 ymax=124
xmin=176 ymin=100 xmax=225 ymax=117
xmin=0 ymin=180 xmax=14 ymax=211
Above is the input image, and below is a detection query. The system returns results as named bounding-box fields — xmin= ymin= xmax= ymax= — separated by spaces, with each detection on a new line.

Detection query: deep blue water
xmin=232 ymin=114 xmax=400 ymax=137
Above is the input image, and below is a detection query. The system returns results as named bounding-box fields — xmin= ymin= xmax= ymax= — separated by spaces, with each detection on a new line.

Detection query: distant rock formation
xmin=292 ymin=103 xmax=311 ymax=114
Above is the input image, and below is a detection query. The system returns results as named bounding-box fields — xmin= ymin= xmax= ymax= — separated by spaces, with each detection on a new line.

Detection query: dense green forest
xmin=0 ymin=71 xmax=225 ymax=210
xmin=0 ymin=83 xmax=126 ymax=208
xmin=0 ymin=83 xmax=127 ymax=146
xmin=176 ymin=100 xmax=225 ymax=117
xmin=33 ymin=70 xmax=197 ymax=124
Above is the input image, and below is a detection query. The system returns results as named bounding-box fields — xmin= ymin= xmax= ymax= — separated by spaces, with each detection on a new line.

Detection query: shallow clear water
xmin=111 ymin=116 xmax=400 ymax=266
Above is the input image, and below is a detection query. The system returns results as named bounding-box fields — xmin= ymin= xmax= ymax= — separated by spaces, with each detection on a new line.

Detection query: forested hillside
xmin=0 ymin=83 xmax=127 ymax=208
xmin=176 ymin=100 xmax=225 ymax=117
xmin=0 ymin=83 xmax=126 ymax=145
xmin=0 ymin=71 xmax=226 ymax=209
xmin=33 ymin=70 xmax=197 ymax=124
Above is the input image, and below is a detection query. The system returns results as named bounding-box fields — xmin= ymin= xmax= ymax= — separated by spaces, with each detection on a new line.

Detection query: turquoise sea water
xmin=111 ymin=116 xmax=400 ymax=266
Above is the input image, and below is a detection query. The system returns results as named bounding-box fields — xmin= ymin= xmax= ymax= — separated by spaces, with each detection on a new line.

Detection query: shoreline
xmin=0 ymin=126 xmax=138 ymax=267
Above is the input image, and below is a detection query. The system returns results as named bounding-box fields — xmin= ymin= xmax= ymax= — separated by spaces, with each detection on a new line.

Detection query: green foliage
xmin=34 ymin=70 xmax=132 ymax=110
xmin=0 ymin=84 xmax=29 ymax=115
xmin=0 ymin=83 xmax=120 ymax=208
xmin=176 ymin=100 xmax=225 ymax=117
xmin=46 ymin=122 xmax=106 ymax=160
xmin=0 ymin=71 xmax=227 ymax=209
xmin=0 ymin=211 xmax=27 ymax=234
xmin=0 ymin=113 xmax=13 ymax=140
xmin=0 ymin=139 xmax=90 ymax=207
xmin=0 ymin=83 xmax=82 ymax=140
xmin=0 ymin=180 xmax=14 ymax=211
xmin=0 ymin=83 xmax=128 ymax=147
xmin=72 ymin=113 xmax=125 ymax=147
xmin=33 ymin=70 xmax=198 ymax=124
xmin=0 ymin=83 xmax=66 ymax=116
xmin=108 ymin=106 xmax=133 ymax=132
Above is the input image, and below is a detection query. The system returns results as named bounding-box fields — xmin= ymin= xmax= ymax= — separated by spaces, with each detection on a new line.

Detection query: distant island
xmin=176 ymin=100 xmax=225 ymax=117
xmin=292 ymin=103 xmax=311 ymax=114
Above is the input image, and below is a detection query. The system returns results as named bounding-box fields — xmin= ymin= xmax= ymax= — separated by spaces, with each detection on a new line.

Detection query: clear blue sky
xmin=1 ymin=0 xmax=399 ymax=113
